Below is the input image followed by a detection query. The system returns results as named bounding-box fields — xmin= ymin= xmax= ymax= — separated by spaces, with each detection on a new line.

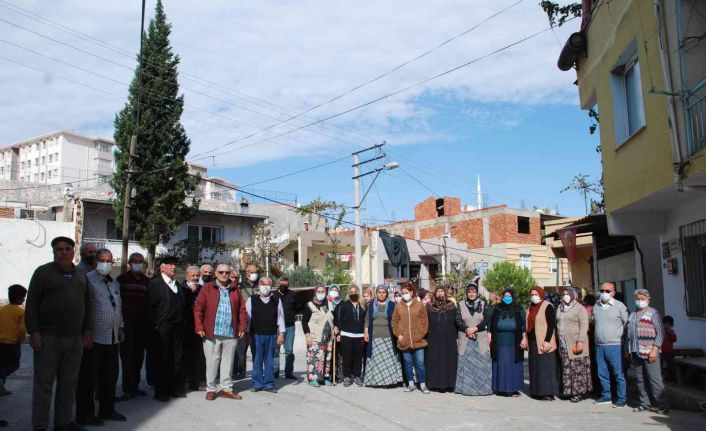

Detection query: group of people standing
xmin=8 ymin=235 xmax=673 ymax=430
xmin=302 ymin=280 xmax=671 ymax=416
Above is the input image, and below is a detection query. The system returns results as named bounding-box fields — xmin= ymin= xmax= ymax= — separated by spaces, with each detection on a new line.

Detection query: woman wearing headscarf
xmin=302 ymin=285 xmax=334 ymax=387
xmin=424 ymin=287 xmax=458 ymax=392
xmin=363 ymin=285 xmax=402 ymax=387
xmin=626 ymin=289 xmax=668 ymax=414
xmin=455 ymin=284 xmax=492 ymax=396
xmin=556 ymin=287 xmax=592 ymax=402
xmin=392 ymin=282 xmax=429 ymax=394
xmin=526 ymin=286 xmax=559 ymax=400
xmin=488 ymin=289 xmax=526 ymax=396
xmin=326 ymin=285 xmax=343 ymax=382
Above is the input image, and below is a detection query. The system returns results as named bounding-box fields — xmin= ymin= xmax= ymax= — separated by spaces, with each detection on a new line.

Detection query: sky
xmin=0 ymin=0 xmax=602 ymax=222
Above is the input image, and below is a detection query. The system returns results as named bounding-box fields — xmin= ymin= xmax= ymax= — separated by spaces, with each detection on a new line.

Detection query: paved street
xmin=2 ymin=343 xmax=705 ymax=431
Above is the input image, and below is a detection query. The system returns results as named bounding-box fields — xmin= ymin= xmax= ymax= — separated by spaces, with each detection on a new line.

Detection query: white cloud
xmin=0 ymin=0 xmax=581 ymax=167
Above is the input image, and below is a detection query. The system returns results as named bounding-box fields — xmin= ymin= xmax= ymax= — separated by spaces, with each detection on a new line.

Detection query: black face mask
xmin=279 ymin=284 xmax=289 ymax=292
xmin=349 ymin=294 xmax=359 ymax=302
xmin=202 ymin=275 xmax=213 ymax=283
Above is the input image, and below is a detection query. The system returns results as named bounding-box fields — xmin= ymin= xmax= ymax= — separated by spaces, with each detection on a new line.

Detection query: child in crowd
xmin=0 ymin=284 xmax=27 ymax=396
xmin=661 ymin=315 xmax=677 ymax=382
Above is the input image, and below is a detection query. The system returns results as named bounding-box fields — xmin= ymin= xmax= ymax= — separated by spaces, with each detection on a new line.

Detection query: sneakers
xmin=309 ymin=381 xmax=320 ymax=387
xmin=420 ymin=384 xmax=430 ymax=394
xmin=323 ymin=380 xmax=333 ymax=386
xmin=613 ymin=402 xmax=626 ymax=409
xmin=404 ymin=384 xmax=415 ymax=392
xmin=354 ymin=377 xmax=364 ymax=387
xmin=343 ymin=377 xmax=353 ymax=387
xmin=570 ymin=396 xmax=582 ymax=403
xmin=594 ymin=397 xmax=612 ymax=405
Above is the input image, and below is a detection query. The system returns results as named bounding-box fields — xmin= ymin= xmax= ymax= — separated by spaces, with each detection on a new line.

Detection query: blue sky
xmin=0 ymin=0 xmax=602 ymax=220
xmin=208 ymin=99 xmax=602 ymax=221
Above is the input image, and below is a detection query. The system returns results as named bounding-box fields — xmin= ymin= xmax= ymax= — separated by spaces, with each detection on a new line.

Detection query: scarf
xmin=464 ymin=298 xmax=485 ymax=316
xmin=526 ymin=286 xmax=545 ymax=335
xmin=560 ymin=287 xmax=580 ymax=313
xmin=429 ymin=299 xmax=454 ymax=313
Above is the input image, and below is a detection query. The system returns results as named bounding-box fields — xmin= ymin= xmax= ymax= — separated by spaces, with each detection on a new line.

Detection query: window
xmin=26 ymin=160 xmax=30 ymax=168
xmin=98 ymin=143 xmax=111 ymax=152
xmin=187 ymin=224 xmax=224 ymax=245
xmin=41 ymin=156 xmax=45 ymax=165
xmin=48 ymin=154 xmax=53 ymax=162
xmin=106 ymin=219 xmax=134 ymax=240
xmin=611 ymin=42 xmax=645 ymax=145
xmin=97 ymin=159 xmax=111 ymax=169
xmin=681 ymin=220 xmax=706 ymax=317
xmin=517 ymin=216 xmax=530 ymax=234
xmin=520 ymin=254 xmax=532 ymax=270
xmin=41 ymin=142 xmax=46 ymax=149
xmin=48 ymin=170 xmax=52 ymax=179
xmin=21 ymin=161 xmax=26 ymax=170
xmin=549 ymin=257 xmax=558 ymax=273
xmin=40 ymin=172 xmax=44 ymax=181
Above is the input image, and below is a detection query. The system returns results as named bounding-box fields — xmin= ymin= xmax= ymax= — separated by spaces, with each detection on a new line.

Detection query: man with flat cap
xmin=145 ymin=256 xmax=189 ymax=401
xmin=26 ymin=236 xmax=93 ymax=431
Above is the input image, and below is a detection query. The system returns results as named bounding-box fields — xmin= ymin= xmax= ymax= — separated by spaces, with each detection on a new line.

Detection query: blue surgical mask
xmin=600 ymin=292 xmax=612 ymax=302
xmin=316 ymin=293 xmax=326 ymax=301
xmin=635 ymin=300 xmax=648 ymax=309
xmin=502 ymin=296 xmax=513 ymax=305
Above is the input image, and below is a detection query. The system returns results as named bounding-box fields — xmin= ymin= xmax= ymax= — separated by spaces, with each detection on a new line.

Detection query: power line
xmin=194 ymin=174 xmax=521 ymax=261
xmin=239 ymin=155 xmax=349 ymax=188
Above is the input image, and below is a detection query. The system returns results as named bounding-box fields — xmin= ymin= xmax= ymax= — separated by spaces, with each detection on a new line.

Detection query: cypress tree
xmin=112 ymin=0 xmax=198 ymax=267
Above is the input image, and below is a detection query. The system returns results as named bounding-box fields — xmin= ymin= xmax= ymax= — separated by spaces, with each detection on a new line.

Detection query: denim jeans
xmin=273 ymin=326 xmax=295 ymax=377
xmin=596 ymin=344 xmax=626 ymax=404
xmin=402 ymin=348 xmax=426 ymax=385
xmin=252 ymin=334 xmax=276 ymax=390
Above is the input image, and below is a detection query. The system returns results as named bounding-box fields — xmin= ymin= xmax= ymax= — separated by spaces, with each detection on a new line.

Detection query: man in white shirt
xmin=246 ymin=276 xmax=284 ymax=393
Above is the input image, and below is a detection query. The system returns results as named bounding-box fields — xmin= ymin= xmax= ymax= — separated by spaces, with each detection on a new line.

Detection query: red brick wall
xmin=0 ymin=207 xmax=14 ymax=218
xmin=488 ymin=214 xmax=541 ymax=245
xmin=419 ymin=225 xmax=445 ymax=240
xmin=414 ymin=196 xmax=461 ymax=221
xmin=450 ymin=219 xmax=484 ymax=248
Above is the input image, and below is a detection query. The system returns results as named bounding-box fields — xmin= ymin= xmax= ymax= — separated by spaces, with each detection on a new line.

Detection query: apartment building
xmin=558 ymin=0 xmax=706 ymax=346
xmin=0 ymin=130 xmax=114 ymax=186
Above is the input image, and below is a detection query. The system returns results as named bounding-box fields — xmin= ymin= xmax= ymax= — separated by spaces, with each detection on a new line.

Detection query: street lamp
xmin=352 ymin=144 xmax=399 ymax=287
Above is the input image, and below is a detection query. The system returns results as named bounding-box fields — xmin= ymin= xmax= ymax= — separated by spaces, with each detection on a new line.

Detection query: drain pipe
xmin=653 ymin=0 xmax=687 ymax=188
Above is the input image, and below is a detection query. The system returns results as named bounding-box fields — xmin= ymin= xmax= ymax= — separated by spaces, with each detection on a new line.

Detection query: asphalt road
xmin=3 ymin=341 xmax=705 ymax=430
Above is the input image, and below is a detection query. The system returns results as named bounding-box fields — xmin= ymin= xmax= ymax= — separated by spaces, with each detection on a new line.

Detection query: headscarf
xmin=328 ymin=285 xmax=341 ymax=305
xmin=497 ymin=288 xmax=519 ymax=312
xmin=527 ymin=286 xmax=546 ymax=335
xmin=429 ymin=287 xmax=455 ymax=313
xmin=464 ymin=283 xmax=484 ymax=316
xmin=560 ymin=287 xmax=580 ymax=312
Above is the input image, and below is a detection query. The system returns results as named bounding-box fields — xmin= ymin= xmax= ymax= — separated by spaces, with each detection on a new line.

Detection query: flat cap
xmin=51 ymin=236 xmax=75 ymax=247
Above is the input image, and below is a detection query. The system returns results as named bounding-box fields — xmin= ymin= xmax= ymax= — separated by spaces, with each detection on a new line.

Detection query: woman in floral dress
xmin=302 ymin=285 xmax=335 ymax=387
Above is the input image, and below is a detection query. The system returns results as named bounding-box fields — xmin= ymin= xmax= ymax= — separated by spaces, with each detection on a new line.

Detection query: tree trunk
xmin=147 ymin=243 xmax=157 ymax=277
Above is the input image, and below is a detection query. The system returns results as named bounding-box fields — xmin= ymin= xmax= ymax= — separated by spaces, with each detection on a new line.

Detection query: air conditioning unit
xmin=16 ymin=208 xmax=36 ymax=219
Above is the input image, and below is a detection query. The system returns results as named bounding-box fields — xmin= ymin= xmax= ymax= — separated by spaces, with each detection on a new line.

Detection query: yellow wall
xmin=577 ymin=0 xmax=674 ymax=213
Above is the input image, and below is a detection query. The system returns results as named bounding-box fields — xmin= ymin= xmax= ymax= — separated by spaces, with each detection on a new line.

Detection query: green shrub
xmin=482 ymin=261 xmax=536 ymax=307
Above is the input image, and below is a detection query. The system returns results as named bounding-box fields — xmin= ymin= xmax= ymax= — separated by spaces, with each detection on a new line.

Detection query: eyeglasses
xmin=598 ymin=289 xmax=612 ymax=293
xmin=216 ymin=271 xmax=230 ymax=275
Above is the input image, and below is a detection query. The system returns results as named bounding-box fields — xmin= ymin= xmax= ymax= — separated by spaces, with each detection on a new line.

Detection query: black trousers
xmin=185 ymin=332 xmax=206 ymax=389
xmin=340 ymin=336 xmax=364 ymax=378
xmin=119 ymin=323 xmax=148 ymax=394
xmin=153 ymin=326 xmax=185 ymax=397
xmin=76 ymin=343 xmax=119 ymax=420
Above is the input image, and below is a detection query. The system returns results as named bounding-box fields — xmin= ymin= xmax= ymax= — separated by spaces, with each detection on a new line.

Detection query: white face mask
xmin=130 ymin=263 xmax=143 ymax=273
xmin=249 ymin=273 xmax=259 ymax=282
xmin=259 ymin=285 xmax=271 ymax=296
xmin=316 ymin=293 xmax=326 ymax=301
xmin=562 ymin=295 xmax=572 ymax=304
xmin=402 ymin=293 xmax=412 ymax=302
xmin=635 ymin=300 xmax=648 ymax=309
xmin=329 ymin=291 xmax=339 ymax=299
xmin=530 ymin=295 xmax=541 ymax=305
xmin=96 ymin=262 xmax=112 ymax=276
xmin=600 ymin=292 xmax=612 ymax=302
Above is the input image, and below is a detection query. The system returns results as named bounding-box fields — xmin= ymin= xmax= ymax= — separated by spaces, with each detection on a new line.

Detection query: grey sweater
xmin=25 ymin=261 xmax=93 ymax=336
xmin=592 ymin=299 xmax=628 ymax=345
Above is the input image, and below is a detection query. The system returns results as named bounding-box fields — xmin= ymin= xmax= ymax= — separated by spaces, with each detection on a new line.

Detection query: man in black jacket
xmin=145 ymin=256 xmax=188 ymax=401
xmin=272 ymin=277 xmax=300 ymax=379
xmin=333 ymin=284 xmax=366 ymax=387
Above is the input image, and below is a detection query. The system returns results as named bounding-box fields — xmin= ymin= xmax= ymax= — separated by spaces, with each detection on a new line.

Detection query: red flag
xmin=558 ymin=227 xmax=578 ymax=262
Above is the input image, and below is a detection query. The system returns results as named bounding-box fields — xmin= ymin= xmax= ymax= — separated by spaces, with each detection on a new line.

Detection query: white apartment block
xmin=0 ymin=131 xmax=114 ymax=186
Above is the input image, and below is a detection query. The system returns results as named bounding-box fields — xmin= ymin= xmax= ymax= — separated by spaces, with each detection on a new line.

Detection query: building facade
xmin=561 ymin=0 xmax=706 ymax=346
xmin=0 ymin=131 xmax=114 ymax=186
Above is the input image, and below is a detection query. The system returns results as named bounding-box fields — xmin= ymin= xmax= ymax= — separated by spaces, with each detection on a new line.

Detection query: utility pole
xmin=352 ymin=143 xmax=396 ymax=287
xmin=121 ymin=0 xmax=147 ymax=272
